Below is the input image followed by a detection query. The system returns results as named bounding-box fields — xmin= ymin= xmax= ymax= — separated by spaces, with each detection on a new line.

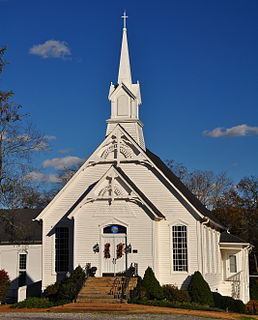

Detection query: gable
xmin=68 ymin=165 xmax=164 ymax=220
xmin=35 ymin=124 xmax=147 ymax=222
xmin=35 ymin=122 xmax=224 ymax=230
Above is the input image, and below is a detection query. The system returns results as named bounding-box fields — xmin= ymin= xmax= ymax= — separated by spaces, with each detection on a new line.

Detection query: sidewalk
xmin=0 ymin=302 xmax=257 ymax=320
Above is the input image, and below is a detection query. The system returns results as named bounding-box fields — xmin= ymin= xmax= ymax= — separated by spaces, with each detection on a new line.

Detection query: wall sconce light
xmin=93 ymin=243 xmax=99 ymax=253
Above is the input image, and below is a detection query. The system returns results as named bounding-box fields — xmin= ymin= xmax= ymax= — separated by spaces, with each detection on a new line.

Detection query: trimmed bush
xmin=250 ymin=278 xmax=258 ymax=300
xmin=132 ymin=299 xmax=223 ymax=312
xmin=163 ymin=284 xmax=191 ymax=303
xmin=188 ymin=271 xmax=214 ymax=306
xmin=44 ymin=265 xmax=85 ymax=303
xmin=141 ymin=267 xmax=164 ymax=300
xmin=11 ymin=297 xmax=54 ymax=309
xmin=0 ymin=269 xmax=10 ymax=304
xmin=44 ymin=282 xmax=60 ymax=302
xmin=212 ymin=292 xmax=247 ymax=314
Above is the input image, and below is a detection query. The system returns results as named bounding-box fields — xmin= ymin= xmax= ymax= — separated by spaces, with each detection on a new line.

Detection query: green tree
xmin=141 ymin=267 xmax=164 ymax=300
xmin=213 ymin=176 xmax=258 ymax=273
xmin=188 ymin=271 xmax=214 ymax=306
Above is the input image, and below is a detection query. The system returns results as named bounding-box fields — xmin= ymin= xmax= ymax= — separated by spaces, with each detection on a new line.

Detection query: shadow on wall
xmin=6 ymin=274 xmax=42 ymax=303
xmin=181 ymin=275 xmax=192 ymax=290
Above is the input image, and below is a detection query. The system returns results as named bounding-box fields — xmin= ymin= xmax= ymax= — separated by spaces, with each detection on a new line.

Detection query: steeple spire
xmin=118 ymin=11 xmax=132 ymax=85
xmin=107 ymin=12 xmax=145 ymax=149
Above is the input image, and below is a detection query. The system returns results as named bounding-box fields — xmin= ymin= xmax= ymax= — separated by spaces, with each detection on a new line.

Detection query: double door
xmin=101 ymin=234 xmax=126 ymax=276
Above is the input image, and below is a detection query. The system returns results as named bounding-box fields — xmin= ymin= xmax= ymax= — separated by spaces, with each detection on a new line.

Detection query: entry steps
xmin=76 ymin=276 xmax=138 ymax=303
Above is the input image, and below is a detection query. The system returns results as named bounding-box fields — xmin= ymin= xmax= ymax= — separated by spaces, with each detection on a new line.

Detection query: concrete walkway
xmin=1 ymin=303 xmax=257 ymax=320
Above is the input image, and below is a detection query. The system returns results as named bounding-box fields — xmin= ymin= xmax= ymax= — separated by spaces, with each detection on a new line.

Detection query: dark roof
xmin=146 ymin=149 xmax=225 ymax=228
xmin=116 ymin=166 xmax=164 ymax=219
xmin=220 ymin=232 xmax=248 ymax=243
xmin=0 ymin=209 xmax=42 ymax=244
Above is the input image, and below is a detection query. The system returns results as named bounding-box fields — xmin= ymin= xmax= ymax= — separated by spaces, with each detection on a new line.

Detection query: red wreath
xmin=104 ymin=243 xmax=111 ymax=259
xmin=116 ymin=243 xmax=124 ymax=259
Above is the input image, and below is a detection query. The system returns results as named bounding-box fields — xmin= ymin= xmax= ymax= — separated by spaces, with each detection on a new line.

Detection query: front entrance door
xmin=101 ymin=224 xmax=127 ymax=276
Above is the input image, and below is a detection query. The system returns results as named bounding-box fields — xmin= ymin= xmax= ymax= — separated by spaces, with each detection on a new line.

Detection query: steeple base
xmin=106 ymin=119 xmax=145 ymax=150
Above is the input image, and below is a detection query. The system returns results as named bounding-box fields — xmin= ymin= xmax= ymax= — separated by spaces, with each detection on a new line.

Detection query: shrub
xmin=11 ymin=297 xmax=54 ymax=309
xmin=188 ymin=271 xmax=214 ymax=306
xmin=212 ymin=292 xmax=247 ymax=314
xmin=132 ymin=299 xmax=223 ymax=312
xmin=44 ymin=265 xmax=85 ymax=303
xmin=44 ymin=282 xmax=60 ymax=302
xmin=0 ymin=269 xmax=10 ymax=303
xmin=250 ymin=278 xmax=258 ymax=300
xmin=163 ymin=284 xmax=191 ymax=303
xmin=141 ymin=267 xmax=164 ymax=300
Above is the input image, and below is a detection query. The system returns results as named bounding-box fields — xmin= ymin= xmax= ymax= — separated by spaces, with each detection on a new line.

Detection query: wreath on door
xmin=104 ymin=243 xmax=111 ymax=259
xmin=116 ymin=243 xmax=124 ymax=259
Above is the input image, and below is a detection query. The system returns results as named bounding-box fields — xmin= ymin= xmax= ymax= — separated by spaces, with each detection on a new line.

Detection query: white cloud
xmin=25 ymin=171 xmax=62 ymax=183
xmin=43 ymin=135 xmax=56 ymax=140
xmin=33 ymin=141 xmax=49 ymax=150
xmin=58 ymin=148 xmax=71 ymax=154
xmin=29 ymin=40 xmax=71 ymax=59
xmin=42 ymin=156 xmax=84 ymax=170
xmin=203 ymin=124 xmax=258 ymax=138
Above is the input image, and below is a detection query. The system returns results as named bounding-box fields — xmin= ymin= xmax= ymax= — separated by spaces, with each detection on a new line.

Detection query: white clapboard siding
xmin=121 ymin=162 xmax=201 ymax=285
xmin=0 ymin=244 xmax=42 ymax=298
xmin=41 ymin=163 xmax=111 ymax=288
xmin=74 ymin=200 xmax=154 ymax=277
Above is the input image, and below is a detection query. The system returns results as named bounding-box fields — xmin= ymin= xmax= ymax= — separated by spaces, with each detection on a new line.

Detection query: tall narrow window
xmin=229 ymin=255 xmax=237 ymax=273
xmin=18 ymin=253 xmax=27 ymax=287
xmin=55 ymin=227 xmax=69 ymax=272
xmin=172 ymin=225 xmax=188 ymax=272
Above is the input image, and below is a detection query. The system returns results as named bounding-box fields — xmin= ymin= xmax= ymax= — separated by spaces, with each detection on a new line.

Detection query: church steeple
xmin=118 ymin=12 xmax=132 ymax=85
xmin=106 ymin=12 xmax=145 ymax=149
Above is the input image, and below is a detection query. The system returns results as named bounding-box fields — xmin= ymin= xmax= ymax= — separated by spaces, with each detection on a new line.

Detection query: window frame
xmin=18 ymin=253 xmax=27 ymax=287
xmin=55 ymin=227 xmax=69 ymax=273
xmin=171 ymin=224 xmax=188 ymax=272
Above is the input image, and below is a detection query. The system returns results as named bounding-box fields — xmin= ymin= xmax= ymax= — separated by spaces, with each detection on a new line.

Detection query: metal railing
xmin=226 ymin=270 xmax=242 ymax=299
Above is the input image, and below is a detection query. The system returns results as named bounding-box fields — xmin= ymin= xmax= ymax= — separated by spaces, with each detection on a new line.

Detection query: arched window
xmin=172 ymin=225 xmax=188 ymax=272
xmin=103 ymin=224 xmax=127 ymax=234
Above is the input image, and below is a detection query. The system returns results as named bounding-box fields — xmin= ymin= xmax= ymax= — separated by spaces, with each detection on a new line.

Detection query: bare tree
xmin=185 ymin=170 xmax=233 ymax=208
xmin=166 ymin=159 xmax=232 ymax=208
xmin=0 ymin=47 xmax=49 ymax=208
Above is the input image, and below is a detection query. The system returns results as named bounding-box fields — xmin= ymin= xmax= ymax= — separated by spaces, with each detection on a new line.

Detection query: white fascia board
xmin=220 ymin=242 xmax=250 ymax=247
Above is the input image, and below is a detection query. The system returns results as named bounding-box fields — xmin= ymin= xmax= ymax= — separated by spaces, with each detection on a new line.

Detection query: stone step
xmin=86 ymin=277 xmax=119 ymax=281
xmin=84 ymin=281 xmax=124 ymax=286
xmin=80 ymin=288 xmax=113 ymax=293
xmin=76 ymin=298 xmax=125 ymax=304
xmin=76 ymin=276 xmax=138 ymax=304
xmin=78 ymin=293 xmax=121 ymax=299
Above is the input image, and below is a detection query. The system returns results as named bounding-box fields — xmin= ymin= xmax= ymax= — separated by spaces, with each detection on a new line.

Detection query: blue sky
xmin=1 ymin=0 xmax=258 ymax=186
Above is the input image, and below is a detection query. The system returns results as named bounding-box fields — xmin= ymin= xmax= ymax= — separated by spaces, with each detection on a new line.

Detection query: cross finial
xmin=121 ymin=10 xmax=128 ymax=29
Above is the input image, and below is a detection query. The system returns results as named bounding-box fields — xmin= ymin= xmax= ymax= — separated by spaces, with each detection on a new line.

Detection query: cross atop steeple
xmin=121 ymin=10 xmax=128 ymax=29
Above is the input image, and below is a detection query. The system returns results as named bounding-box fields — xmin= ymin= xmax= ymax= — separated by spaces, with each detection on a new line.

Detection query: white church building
xmin=0 ymin=16 xmax=251 ymax=303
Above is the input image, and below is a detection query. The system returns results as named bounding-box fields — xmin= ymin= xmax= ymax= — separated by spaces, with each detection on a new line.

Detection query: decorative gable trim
xmin=67 ymin=165 xmax=164 ymax=220
xmin=35 ymin=124 xmax=148 ymax=221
